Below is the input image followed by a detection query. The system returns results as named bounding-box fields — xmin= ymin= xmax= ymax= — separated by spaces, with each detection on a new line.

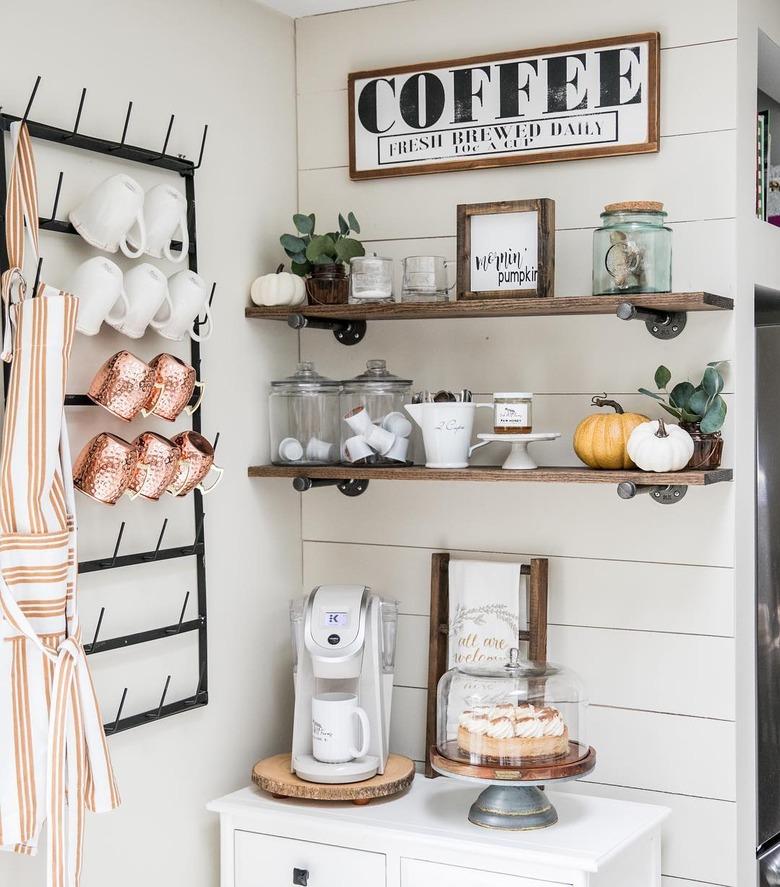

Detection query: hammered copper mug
xmin=144 ymin=353 xmax=205 ymax=422
xmin=73 ymin=433 xmax=144 ymax=505
xmin=88 ymin=351 xmax=163 ymax=422
xmin=167 ymin=431 xmax=224 ymax=497
xmin=129 ymin=432 xmax=183 ymax=501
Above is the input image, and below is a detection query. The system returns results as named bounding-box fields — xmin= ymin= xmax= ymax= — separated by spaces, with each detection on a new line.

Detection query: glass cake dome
xmin=436 ymin=649 xmax=589 ymax=768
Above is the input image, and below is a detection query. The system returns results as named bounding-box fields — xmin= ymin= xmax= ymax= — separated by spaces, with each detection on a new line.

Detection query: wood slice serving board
xmin=252 ymin=754 xmax=415 ymax=804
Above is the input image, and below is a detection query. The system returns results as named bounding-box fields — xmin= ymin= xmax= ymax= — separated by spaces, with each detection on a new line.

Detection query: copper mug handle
xmin=185 ymin=380 xmax=206 ymax=416
xmin=140 ymin=381 xmax=165 ymax=418
xmin=197 ymin=463 xmax=224 ymax=496
xmin=126 ymin=462 xmax=149 ymax=501
xmin=169 ymin=461 xmax=192 ymax=497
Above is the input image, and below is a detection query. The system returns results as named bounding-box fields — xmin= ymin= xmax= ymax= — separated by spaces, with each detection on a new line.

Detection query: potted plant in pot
xmin=280 ymin=212 xmax=365 ymax=305
xmin=638 ymin=362 xmax=728 ymax=469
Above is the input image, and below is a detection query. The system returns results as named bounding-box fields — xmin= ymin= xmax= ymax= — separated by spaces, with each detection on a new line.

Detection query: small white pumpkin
xmin=627 ymin=418 xmax=694 ymax=472
xmin=250 ymin=264 xmax=306 ymax=307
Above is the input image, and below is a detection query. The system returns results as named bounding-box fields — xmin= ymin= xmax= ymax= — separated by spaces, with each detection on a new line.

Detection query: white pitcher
xmin=404 ymin=402 xmax=491 ymax=468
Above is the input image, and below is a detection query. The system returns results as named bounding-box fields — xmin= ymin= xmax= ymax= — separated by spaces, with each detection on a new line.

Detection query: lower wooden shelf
xmin=248 ymin=464 xmax=732 ymax=486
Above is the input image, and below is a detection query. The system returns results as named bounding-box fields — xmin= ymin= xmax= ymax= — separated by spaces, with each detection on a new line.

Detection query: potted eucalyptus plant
xmin=638 ymin=362 xmax=728 ymax=469
xmin=280 ymin=212 xmax=365 ymax=305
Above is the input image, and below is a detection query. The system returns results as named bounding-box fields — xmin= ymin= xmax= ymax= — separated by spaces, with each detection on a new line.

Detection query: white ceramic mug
xmin=311 ymin=692 xmax=370 ymax=764
xmin=153 ymin=270 xmax=212 ymax=342
xmin=108 ymin=263 xmax=172 ymax=339
xmin=69 ymin=174 xmax=146 ymax=258
xmin=127 ymin=183 xmax=189 ymax=263
xmin=69 ymin=257 xmax=129 ymax=336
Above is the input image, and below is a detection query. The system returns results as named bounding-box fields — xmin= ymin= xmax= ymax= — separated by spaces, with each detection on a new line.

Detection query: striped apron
xmin=0 ymin=122 xmax=120 ymax=887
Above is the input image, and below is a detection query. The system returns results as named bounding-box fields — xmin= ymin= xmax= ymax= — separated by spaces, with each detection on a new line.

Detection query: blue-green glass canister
xmin=593 ymin=201 xmax=672 ymax=295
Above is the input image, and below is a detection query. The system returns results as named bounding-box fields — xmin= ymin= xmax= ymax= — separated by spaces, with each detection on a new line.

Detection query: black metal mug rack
xmin=0 ymin=76 xmax=211 ymax=736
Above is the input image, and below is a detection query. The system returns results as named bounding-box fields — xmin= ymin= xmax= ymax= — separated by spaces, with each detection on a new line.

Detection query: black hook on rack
xmin=186 ymin=661 xmax=207 ymax=707
xmin=192 ymin=125 xmax=209 ymax=171
xmin=195 ymin=282 xmax=216 ymax=327
xmin=188 ymin=512 xmax=205 ymax=554
xmin=167 ymin=591 xmax=190 ymax=635
xmin=85 ymin=606 xmax=106 ymax=653
xmin=31 ymin=257 xmax=43 ymax=296
xmin=107 ymin=687 xmax=128 ymax=735
xmin=21 ymin=75 xmax=42 ymax=125
xmin=212 ymin=432 xmax=220 ymax=453
xmin=63 ymin=88 xmax=86 ymax=141
xmin=152 ymin=114 xmax=175 ymax=162
xmin=45 ymin=171 xmax=64 ymax=224
xmin=107 ymin=101 xmax=133 ymax=153
xmin=144 ymin=518 xmax=168 ymax=561
xmin=146 ymin=674 xmax=172 ymax=720
xmin=101 ymin=521 xmax=126 ymax=568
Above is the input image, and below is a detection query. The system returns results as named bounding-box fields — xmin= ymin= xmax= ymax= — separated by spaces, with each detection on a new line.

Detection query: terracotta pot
xmin=306 ymin=263 xmax=349 ymax=305
xmin=680 ymin=421 xmax=723 ymax=470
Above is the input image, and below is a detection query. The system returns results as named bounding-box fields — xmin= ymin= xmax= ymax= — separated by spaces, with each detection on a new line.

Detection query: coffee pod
xmin=380 ymin=411 xmax=412 ymax=438
xmin=344 ymin=405 xmax=374 ymax=435
xmin=278 ymin=437 xmax=304 ymax=462
xmin=385 ymin=436 xmax=409 ymax=463
xmin=306 ymin=437 xmax=338 ymax=462
xmin=344 ymin=435 xmax=373 ymax=463
xmin=363 ymin=424 xmax=396 ymax=455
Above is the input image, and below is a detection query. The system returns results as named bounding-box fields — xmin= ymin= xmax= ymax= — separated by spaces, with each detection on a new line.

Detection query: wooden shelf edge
xmin=245 ymin=291 xmax=733 ymax=322
xmin=247 ymin=464 xmax=733 ymax=487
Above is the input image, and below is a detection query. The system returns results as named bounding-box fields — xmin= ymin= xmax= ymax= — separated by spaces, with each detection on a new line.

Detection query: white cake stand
xmin=476 ymin=432 xmax=562 ymax=470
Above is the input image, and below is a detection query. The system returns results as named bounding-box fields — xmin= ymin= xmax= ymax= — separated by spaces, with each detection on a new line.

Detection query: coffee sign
xmin=348 ymin=32 xmax=659 ymax=180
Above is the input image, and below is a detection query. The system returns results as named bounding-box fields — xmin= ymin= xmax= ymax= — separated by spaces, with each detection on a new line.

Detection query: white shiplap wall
xmin=293 ymin=2 xmax=737 ymax=884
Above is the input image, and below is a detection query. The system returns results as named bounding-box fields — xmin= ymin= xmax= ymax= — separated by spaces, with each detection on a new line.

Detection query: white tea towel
xmin=447 ymin=559 xmax=525 ymax=667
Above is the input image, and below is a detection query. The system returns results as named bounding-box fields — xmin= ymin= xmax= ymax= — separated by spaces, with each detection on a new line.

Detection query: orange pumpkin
xmin=573 ymin=396 xmax=649 ymax=469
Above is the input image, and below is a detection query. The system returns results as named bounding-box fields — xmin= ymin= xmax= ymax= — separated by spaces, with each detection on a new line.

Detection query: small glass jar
xmin=436 ymin=651 xmax=589 ymax=767
xmin=593 ymin=201 xmax=672 ymax=295
xmin=340 ymin=359 xmax=413 ymax=466
xmin=493 ymin=392 xmax=533 ymax=434
xmin=349 ymin=256 xmax=394 ymax=304
xmin=269 ymin=362 xmax=341 ymax=465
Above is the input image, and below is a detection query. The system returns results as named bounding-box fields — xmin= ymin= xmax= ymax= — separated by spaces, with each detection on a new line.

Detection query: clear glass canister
xmin=593 ymin=201 xmax=672 ymax=295
xmin=269 ymin=362 xmax=341 ymax=465
xmin=437 ymin=651 xmax=588 ymax=767
xmin=349 ymin=255 xmax=394 ymax=304
xmin=340 ymin=359 xmax=413 ymax=466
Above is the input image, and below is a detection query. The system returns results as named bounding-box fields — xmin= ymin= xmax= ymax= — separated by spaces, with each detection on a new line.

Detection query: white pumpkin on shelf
xmin=626 ymin=418 xmax=694 ymax=472
xmin=250 ymin=264 xmax=306 ymax=307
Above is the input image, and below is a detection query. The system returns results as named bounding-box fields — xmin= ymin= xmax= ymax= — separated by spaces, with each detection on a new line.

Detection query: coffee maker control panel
xmin=305 ymin=585 xmax=368 ymax=655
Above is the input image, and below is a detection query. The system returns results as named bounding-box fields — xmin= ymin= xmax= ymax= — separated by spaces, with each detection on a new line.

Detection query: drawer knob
xmin=293 ymin=868 xmax=309 ymax=886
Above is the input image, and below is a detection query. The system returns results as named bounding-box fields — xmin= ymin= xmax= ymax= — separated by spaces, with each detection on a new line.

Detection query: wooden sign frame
xmin=348 ymin=32 xmax=660 ymax=180
xmin=457 ymin=198 xmax=555 ymax=300
xmin=425 ymin=553 xmax=549 ymax=778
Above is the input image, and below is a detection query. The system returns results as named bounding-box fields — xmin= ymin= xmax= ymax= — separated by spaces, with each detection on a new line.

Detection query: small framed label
xmin=457 ymin=199 xmax=555 ymax=300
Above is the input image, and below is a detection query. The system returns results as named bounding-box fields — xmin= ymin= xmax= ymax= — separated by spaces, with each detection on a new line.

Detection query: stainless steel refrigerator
xmin=756 ymin=313 xmax=780 ymax=883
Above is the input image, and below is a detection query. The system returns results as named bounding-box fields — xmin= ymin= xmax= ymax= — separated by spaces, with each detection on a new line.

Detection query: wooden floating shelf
xmin=245 ymin=292 xmax=732 ymax=322
xmin=248 ymin=464 xmax=733 ymax=487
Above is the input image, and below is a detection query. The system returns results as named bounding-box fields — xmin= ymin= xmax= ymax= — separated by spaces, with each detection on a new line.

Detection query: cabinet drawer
xmin=235 ymin=830 xmax=385 ymax=887
xmin=401 ymin=859 xmax=566 ymax=887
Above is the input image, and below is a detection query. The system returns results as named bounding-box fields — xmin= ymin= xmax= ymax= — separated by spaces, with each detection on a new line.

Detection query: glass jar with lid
xmin=340 ymin=359 xmax=413 ymax=466
xmin=436 ymin=650 xmax=588 ymax=767
xmin=269 ymin=362 xmax=341 ymax=465
xmin=593 ymin=200 xmax=672 ymax=295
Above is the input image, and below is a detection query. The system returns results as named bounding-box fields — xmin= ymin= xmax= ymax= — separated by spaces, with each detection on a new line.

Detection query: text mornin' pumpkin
xmin=573 ymin=396 xmax=649 ymax=470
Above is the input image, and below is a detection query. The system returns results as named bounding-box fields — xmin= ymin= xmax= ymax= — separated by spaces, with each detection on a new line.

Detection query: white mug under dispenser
xmin=290 ymin=586 xmax=398 ymax=784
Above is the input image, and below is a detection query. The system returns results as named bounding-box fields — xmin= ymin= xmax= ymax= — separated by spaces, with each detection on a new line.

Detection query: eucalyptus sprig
xmin=280 ymin=212 xmax=365 ymax=276
xmin=639 ymin=362 xmax=728 ymax=433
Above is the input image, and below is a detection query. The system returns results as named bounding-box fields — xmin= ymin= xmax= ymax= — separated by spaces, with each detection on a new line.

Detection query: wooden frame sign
xmin=348 ymin=32 xmax=660 ymax=180
xmin=457 ymin=199 xmax=555 ymax=300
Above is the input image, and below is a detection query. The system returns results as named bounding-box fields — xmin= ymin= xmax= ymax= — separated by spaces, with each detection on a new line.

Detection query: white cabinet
xmin=209 ymin=779 xmax=669 ymax=887
xmin=235 ymin=831 xmax=385 ymax=887
xmin=401 ymin=859 xmax=563 ymax=887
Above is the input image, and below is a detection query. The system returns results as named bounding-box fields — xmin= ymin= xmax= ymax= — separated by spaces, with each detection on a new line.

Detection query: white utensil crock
xmin=69 ymin=173 xmax=146 ymax=257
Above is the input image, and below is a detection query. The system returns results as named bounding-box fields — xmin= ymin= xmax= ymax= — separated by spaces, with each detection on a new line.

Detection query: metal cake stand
xmin=430 ymin=742 xmax=596 ymax=830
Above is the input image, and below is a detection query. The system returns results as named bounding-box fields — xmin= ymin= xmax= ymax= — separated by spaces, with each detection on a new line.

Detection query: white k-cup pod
xmin=380 ymin=411 xmax=413 ymax=438
xmin=385 ymin=436 xmax=409 ymax=463
xmin=363 ymin=424 xmax=396 ymax=456
xmin=306 ymin=437 xmax=338 ymax=462
xmin=278 ymin=437 xmax=304 ymax=462
xmin=344 ymin=435 xmax=373 ymax=463
xmin=344 ymin=405 xmax=374 ymax=435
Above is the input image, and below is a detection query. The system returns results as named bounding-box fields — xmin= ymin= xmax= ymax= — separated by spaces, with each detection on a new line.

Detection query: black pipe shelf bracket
xmin=0 ymin=76 xmax=211 ymax=736
xmin=287 ymin=313 xmax=367 ymax=346
xmin=616 ymin=301 xmax=687 ymax=340
xmin=292 ymin=476 xmax=370 ymax=497
xmin=616 ymin=482 xmax=688 ymax=505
